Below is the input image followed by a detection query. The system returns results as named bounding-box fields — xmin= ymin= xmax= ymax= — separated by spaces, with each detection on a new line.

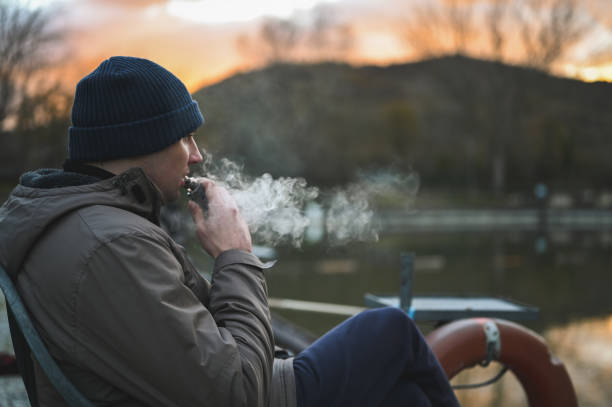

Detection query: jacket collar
xmin=18 ymin=166 xmax=163 ymax=226
xmin=62 ymin=159 xmax=115 ymax=181
xmin=0 ymin=167 xmax=164 ymax=277
xmin=108 ymin=167 xmax=163 ymax=225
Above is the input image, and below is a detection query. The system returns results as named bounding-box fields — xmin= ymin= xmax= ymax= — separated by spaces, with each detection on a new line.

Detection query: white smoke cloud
xmin=196 ymin=152 xmax=318 ymax=247
xmin=189 ymin=150 xmax=419 ymax=247
xmin=325 ymin=171 xmax=420 ymax=245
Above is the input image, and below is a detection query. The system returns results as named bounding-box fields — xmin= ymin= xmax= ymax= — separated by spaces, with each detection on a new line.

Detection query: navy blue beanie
xmin=68 ymin=56 xmax=204 ymax=161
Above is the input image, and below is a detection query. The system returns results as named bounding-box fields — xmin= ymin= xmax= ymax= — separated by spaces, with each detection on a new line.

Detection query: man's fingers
xmin=188 ymin=200 xmax=205 ymax=225
xmin=197 ymin=177 xmax=215 ymax=189
xmin=193 ymin=177 xmax=217 ymax=204
xmin=188 ymin=179 xmax=252 ymax=257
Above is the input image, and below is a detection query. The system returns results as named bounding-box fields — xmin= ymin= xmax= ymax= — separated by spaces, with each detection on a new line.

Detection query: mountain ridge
xmin=192 ymin=55 xmax=612 ymax=192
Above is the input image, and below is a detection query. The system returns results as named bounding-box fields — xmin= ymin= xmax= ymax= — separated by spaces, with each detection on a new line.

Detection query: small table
xmin=364 ymin=293 xmax=539 ymax=322
xmin=364 ymin=252 xmax=539 ymax=322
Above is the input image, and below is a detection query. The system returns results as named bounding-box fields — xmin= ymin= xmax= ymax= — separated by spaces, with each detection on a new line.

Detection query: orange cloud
xmin=55 ymin=1 xmax=251 ymax=92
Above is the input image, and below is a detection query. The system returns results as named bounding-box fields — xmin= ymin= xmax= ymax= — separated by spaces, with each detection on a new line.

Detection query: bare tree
xmin=0 ymin=2 xmax=69 ymax=178
xmin=235 ymin=17 xmax=299 ymax=65
xmin=0 ymin=2 xmax=63 ymax=129
xmin=401 ymin=1 xmax=452 ymax=57
xmin=260 ymin=17 xmax=299 ymax=63
xmin=445 ymin=0 xmax=474 ymax=55
xmin=401 ymin=0 xmax=590 ymax=70
xmin=401 ymin=0 xmax=476 ymax=58
xmin=486 ymin=0 xmax=507 ymax=61
xmin=236 ymin=9 xmax=355 ymax=67
xmin=307 ymin=5 xmax=355 ymax=60
xmin=515 ymin=0 xmax=590 ymax=70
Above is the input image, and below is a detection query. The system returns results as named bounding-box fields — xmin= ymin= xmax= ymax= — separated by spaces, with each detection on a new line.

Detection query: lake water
xmin=257 ymin=220 xmax=612 ymax=407
xmin=1 ymin=214 xmax=611 ymax=406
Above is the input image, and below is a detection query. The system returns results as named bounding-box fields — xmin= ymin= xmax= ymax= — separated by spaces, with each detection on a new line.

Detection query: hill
xmin=192 ymin=56 xmax=612 ymax=193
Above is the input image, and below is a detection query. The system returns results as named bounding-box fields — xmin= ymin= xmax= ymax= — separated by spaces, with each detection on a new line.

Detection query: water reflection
xmin=261 ymin=228 xmax=611 ymax=406
xmin=265 ymin=229 xmax=612 ymax=333
xmin=546 ymin=315 xmax=612 ymax=407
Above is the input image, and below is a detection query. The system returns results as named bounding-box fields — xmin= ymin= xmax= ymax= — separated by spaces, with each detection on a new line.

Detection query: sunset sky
xmin=27 ymin=0 xmax=612 ymax=92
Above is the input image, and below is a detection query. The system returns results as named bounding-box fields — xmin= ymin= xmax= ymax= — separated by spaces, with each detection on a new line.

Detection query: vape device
xmin=184 ymin=176 xmax=208 ymax=215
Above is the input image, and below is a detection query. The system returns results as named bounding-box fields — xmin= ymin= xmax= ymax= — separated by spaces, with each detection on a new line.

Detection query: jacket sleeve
xmin=74 ymin=231 xmax=274 ymax=407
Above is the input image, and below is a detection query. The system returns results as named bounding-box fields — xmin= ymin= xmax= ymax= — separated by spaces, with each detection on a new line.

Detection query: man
xmin=0 ymin=56 xmax=459 ymax=406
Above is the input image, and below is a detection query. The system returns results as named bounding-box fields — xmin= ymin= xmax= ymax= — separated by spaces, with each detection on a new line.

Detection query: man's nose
xmin=188 ymin=138 xmax=203 ymax=164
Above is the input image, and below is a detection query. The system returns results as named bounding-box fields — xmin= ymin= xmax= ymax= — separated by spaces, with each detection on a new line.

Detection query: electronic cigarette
xmin=183 ymin=176 xmax=208 ymax=216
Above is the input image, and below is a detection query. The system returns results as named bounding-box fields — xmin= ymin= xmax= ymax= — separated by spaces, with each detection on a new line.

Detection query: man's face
xmin=139 ymin=134 xmax=203 ymax=203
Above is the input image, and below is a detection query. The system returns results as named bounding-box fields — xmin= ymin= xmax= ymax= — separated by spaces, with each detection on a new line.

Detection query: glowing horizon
xmin=24 ymin=0 xmax=612 ymax=93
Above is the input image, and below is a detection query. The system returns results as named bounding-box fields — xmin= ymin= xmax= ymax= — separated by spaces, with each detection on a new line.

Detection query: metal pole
xmin=400 ymin=252 xmax=414 ymax=313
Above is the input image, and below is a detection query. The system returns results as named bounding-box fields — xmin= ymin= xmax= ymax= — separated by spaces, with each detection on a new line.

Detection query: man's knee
xmin=355 ymin=307 xmax=417 ymax=340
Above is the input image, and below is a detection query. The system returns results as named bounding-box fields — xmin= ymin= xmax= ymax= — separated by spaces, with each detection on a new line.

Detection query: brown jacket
xmin=0 ymin=167 xmax=296 ymax=407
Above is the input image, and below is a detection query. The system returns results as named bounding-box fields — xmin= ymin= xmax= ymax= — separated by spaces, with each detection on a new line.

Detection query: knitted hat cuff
xmin=68 ymin=100 xmax=204 ymax=161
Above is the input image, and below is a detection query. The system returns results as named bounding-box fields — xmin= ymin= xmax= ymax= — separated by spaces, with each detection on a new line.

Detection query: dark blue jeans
xmin=293 ymin=308 xmax=460 ymax=407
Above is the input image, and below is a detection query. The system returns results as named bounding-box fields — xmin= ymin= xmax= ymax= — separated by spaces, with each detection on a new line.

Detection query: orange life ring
xmin=425 ymin=318 xmax=578 ymax=407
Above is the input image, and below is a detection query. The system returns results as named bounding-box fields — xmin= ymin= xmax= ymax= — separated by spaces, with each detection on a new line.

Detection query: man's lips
xmin=181 ymin=173 xmax=190 ymax=187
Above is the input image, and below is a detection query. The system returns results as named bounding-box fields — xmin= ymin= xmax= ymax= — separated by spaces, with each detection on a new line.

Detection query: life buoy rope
xmin=425 ymin=318 xmax=578 ymax=407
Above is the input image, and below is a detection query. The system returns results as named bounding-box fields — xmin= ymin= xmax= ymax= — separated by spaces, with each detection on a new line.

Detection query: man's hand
xmin=188 ymin=178 xmax=252 ymax=259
